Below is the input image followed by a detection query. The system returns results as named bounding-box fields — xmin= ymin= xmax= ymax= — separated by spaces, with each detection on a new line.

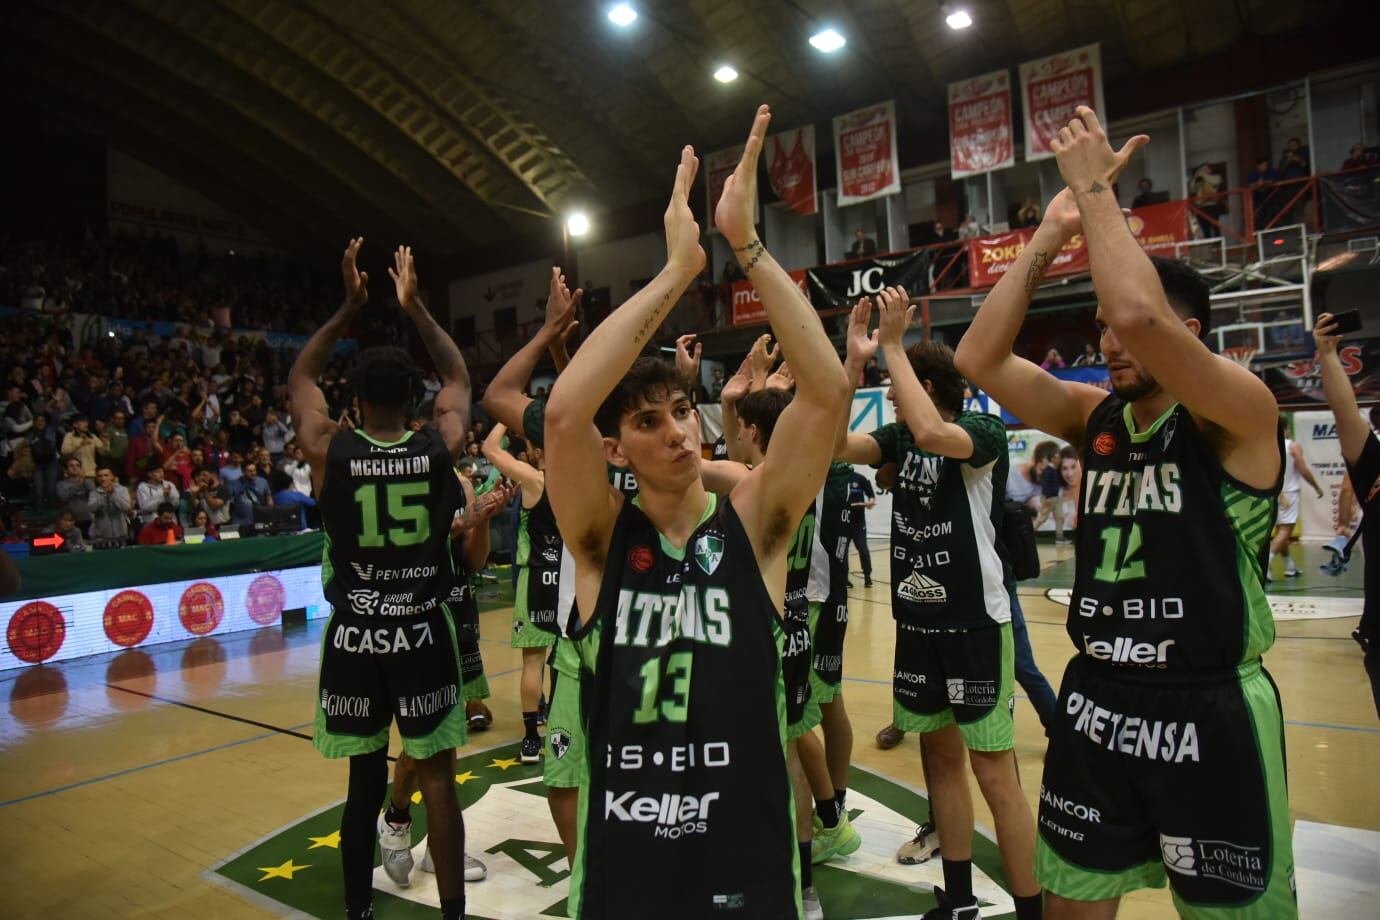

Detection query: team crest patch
xmin=208 ymin=740 xmax=1019 ymax=918
xmin=549 ymin=729 xmax=571 ymax=760
xmin=693 ymin=533 xmax=724 ymax=575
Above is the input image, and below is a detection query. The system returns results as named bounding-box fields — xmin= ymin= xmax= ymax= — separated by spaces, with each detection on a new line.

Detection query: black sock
xmin=383 ymin=802 xmax=410 ymax=826
xmin=342 ymin=749 xmax=388 ymax=918
xmin=522 ymin=711 xmax=539 ymax=741
xmin=815 ymin=796 xmax=839 ymax=829
xmin=1015 ymin=892 xmax=1043 ymax=920
xmin=941 ymin=857 xmax=974 ymax=904
xmin=441 ymin=895 xmax=466 ymax=920
xmin=799 ymin=841 xmax=812 ymax=889
xmin=834 ymin=788 xmax=847 ymax=812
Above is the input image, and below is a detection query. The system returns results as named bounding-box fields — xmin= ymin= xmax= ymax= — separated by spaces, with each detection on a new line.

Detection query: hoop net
xmin=1222 ymin=346 xmax=1258 ymax=370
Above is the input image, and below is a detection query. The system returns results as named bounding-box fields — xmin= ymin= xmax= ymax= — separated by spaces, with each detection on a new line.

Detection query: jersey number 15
xmin=354 ymin=482 xmax=431 ymax=548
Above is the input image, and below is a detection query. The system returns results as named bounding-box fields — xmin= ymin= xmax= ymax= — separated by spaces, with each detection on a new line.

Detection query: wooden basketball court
xmin=2 ymin=542 xmax=1375 ymax=918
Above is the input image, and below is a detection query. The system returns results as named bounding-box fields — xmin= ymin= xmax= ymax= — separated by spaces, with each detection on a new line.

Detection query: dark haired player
xmin=290 ymin=240 xmax=473 ymax=920
xmin=545 ymin=107 xmax=849 ymax=918
xmin=838 ymin=288 xmax=1041 ymax=920
xmin=956 ymin=107 xmax=1294 ymax=918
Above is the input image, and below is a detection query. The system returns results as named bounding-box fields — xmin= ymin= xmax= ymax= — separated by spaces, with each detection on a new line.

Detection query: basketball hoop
xmin=1222 ymin=346 xmax=1258 ymax=370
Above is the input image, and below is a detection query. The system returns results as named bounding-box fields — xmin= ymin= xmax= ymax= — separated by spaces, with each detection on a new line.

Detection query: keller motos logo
xmin=897 ymin=571 xmax=947 ymax=603
xmin=606 ymin=790 xmax=719 ymax=839
xmin=1082 ymin=634 xmax=1175 ymax=666
xmin=1160 ymin=834 xmax=1267 ymax=892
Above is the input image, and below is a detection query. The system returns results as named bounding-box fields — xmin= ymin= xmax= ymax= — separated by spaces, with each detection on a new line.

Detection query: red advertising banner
xmin=729 ymin=270 xmax=809 ymax=325
xmin=967 ymin=200 xmax=1188 ymax=288
xmin=833 ymin=101 xmax=901 ymax=206
xmin=948 ymin=69 xmax=1015 ymax=178
xmin=765 ymin=125 xmax=818 ymax=216
xmin=1019 ymin=43 xmax=1105 ymax=161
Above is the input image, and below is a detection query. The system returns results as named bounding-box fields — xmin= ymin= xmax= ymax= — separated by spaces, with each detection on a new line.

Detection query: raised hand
xmin=1314 ymin=313 xmax=1341 ymax=356
xmin=765 ymin=361 xmax=795 ymax=392
xmin=715 ymin=105 xmax=771 ymax=249
xmin=845 ymin=296 xmax=879 ymax=368
xmin=341 ymin=238 xmax=369 ymax=309
xmin=456 ymin=480 xmax=517 ymax=534
xmin=748 ymin=333 xmax=780 ymax=381
xmin=675 ymin=334 xmax=703 ymax=386
xmin=1048 ymin=106 xmax=1148 ymax=195
xmin=388 ymin=245 xmax=420 ymax=313
xmin=720 ymin=355 xmax=754 ymax=405
xmin=544 ymin=267 xmax=582 ymax=339
xmin=664 ymin=146 xmax=706 ymax=278
xmin=1042 ymin=187 xmax=1082 ymax=238
xmin=876 ymin=286 xmax=915 ymax=349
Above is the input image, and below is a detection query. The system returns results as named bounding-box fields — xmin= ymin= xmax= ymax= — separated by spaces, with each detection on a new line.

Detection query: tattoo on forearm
xmin=737 ymin=239 xmax=767 ymax=275
xmin=1087 ymin=181 xmax=1107 ymax=194
xmin=1025 ymin=250 xmax=1052 ymax=297
xmin=632 ymin=290 xmax=675 ymax=345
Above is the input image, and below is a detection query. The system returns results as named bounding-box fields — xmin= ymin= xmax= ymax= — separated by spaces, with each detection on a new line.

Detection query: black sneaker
xmin=921 ymin=887 xmax=979 ymax=920
xmin=536 ymin=693 xmax=548 ymax=726
xmin=520 ymin=735 xmax=541 ymax=764
xmin=864 ymin=576 xmax=874 ymax=588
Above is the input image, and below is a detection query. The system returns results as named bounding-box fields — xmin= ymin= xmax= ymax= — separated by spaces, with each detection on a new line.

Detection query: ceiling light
xmin=607 ymin=4 xmax=636 ymax=27
xmin=713 ymin=64 xmax=738 ymax=83
xmin=809 ymin=28 xmax=846 ymax=53
xmin=566 ymin=212 xmax=590 ymax=237
xmin=945 ymin=8 xmax=973 ymax=30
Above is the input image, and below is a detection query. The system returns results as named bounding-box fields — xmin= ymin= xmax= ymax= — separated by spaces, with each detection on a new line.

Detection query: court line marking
xmin=0 ymin=722 xmax=314 ymax=809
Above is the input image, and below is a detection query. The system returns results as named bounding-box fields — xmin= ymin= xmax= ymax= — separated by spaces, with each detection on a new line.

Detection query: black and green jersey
xmin=871 ymin=413 xmax=1011 ymax=629
xmin=568 ymin=492 xmax=798 ymax=919
xmin=1071 ymin=398 xmax=1282 ymax=671
xmin=522 ymin=396 xmax=640 ymax=498
xmin=449 ymin=483 xmax=484 ymax=688
xmin=811 ymin=462 xmax=853 ymax=682
xmin=318 ymin=428 xmax=460 ymax=619
xmin=517 ymin=490 xmax=562 ymax=570
xmin=782 ymin=508 xmax=816 ymax=726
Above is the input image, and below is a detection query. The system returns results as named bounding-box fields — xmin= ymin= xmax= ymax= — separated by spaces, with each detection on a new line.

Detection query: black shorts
xmin=313 ymin=605 xmax=467 ymax=760
xmin=892 ymin=621 xmax=1015 ymax=750
xmin=1035 ymin=655 xmax=1296 ymax=915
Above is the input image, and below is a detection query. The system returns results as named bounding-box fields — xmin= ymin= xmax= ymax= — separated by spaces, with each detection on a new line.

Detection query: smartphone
xmin=1329 ymin=309 xmax=1363 ymax=336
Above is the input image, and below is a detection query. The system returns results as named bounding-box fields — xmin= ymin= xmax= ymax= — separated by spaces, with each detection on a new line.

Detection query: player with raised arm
xmin=954 ymin=106 xmax=1294 ymax=918
xmin=291 ymin=240 xmax=474 ymax=920
xmin=836 ymin=287 xmax=1041 ymax=920
xmin=544 ymin=106 xmax=849 ymax=919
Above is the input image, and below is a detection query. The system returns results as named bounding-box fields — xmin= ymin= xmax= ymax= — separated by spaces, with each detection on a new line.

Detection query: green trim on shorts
xmin=807 ymin=601 xmax=843 ymax=704
xmin=893 ymin=622 xmax=1016 ymax=751
xmin=398 ymin=612 xmax=469 ymax=760
xmin=786 ymin=693 xmax=823 ymax=741
xmin=312 ymin=612 xmax=389 ymax=759
xmin=1169 ymin=667 xmax=1296 ymax=919
xmin=463 ymin=672 xmax=491 ymax=702
xmin=512 ymin=567 xmax=557 ymax=648
xmin=542 ymin=670 xmax=586 ymax=789
xmin=1037 ymin=839 xmax=1167 ymax=901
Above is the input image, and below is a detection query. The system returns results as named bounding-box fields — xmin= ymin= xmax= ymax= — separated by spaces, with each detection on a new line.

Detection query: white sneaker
xmin=418 ymin=842 xmax=488 ymax=882
xmin=376 ymin=813 xmax=413 ymax=886
xmin=802 ymin=884 xmax=824 ymax=920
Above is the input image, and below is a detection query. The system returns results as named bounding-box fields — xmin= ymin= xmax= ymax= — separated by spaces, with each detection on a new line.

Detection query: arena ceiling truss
xmin=2 ymin=0 xmax=1357 ymax=257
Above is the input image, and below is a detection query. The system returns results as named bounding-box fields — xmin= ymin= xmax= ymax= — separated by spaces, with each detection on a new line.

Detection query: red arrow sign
xmin=33 ymin=533 xmax=65 ymax=550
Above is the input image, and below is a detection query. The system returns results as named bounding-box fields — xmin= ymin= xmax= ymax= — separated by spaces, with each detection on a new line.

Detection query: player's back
xmin=318 ymin=428 xmax=461 ymax=618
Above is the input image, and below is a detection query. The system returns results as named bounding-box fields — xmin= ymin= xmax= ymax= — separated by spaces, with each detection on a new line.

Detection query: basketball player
xmin=480 ymin=267 xmax=590 ymax=855
xmin=1267 ymin=427 xmax=1323 ymax=580
xmin=955 ymin=106 xmax=1295 ymax=918
xmin=545 ymin=107 xmax=849 ymax=918
xmin=482 ymin=423 xmax=561 ymax=762
xmin=837 ymin=288 xmax=1042 ymax=920
xmin=384 ymin=474 xmax=514 ymax=885
xmin=292 ymin=240 xmax=473 ymax=920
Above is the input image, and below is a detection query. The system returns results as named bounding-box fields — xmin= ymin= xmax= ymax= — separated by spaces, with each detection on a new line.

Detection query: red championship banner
xmin=834 ymin=101 xmax=901 ymax=206
xmin=730 ymin=270 xmax=809 ymax=325
xmin=765 ymin=125 xmax=818 ymax=216
xmin=1019 ymin=43 xmax=1106 ymax=161
xmin=948 ymin=69 xmax=1015 ymax=178
xmin=967 ymin=200 xmax=1188 ymax=288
